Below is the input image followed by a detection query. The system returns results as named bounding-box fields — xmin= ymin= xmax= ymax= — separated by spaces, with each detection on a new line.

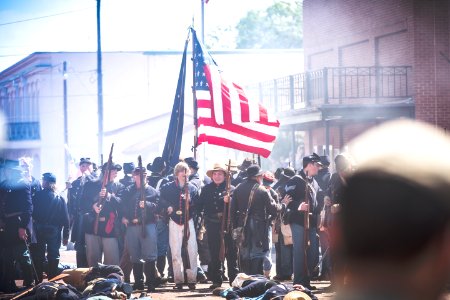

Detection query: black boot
xmin=132 ymin=263 xmax=144 ymax=290
xmin=21 ymin=262 xmax=35 ymax=287
xmin=144 ymin=260 xmax=158 ymax=292
xmin=249 ymin=258 xmax=263 ymax=275
xmin=47 ymin=259 xmax=60 ymax=279
xmin=156 ymin=256 xmax=166 ymax=278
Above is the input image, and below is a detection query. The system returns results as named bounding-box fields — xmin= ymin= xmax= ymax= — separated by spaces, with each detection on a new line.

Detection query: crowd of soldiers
xmin=0 ymin=151 xmax=354 ymax=296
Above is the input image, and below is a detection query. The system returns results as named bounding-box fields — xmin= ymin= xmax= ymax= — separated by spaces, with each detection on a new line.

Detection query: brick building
xmin=254 ymin=0 xmax=450 ymax=168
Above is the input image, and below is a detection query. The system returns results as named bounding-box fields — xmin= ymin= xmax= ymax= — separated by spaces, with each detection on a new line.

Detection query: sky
xmin=0 ymin=0 xmax=274 ymax=72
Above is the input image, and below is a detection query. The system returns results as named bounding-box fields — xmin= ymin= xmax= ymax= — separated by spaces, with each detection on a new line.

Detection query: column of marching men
xmin=0 ymin=152 xmax=353 ymax=294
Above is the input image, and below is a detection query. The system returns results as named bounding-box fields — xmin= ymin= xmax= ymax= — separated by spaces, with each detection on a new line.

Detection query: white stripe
xmin=198 ymin=119 xmax=279 ymax=137
xmin=198 ymin=125 xmax=275 ymax=152
xmin=196 ymin=90 xmax=211 ymax=101
xmin=232 ymin=120 xmax=279 ymax=137
xmin=197 ymin=114 xmax=279 ymax=137
xmin=198 ymin=107 xmax=211 ymax=118
xmin=209 ymin=65 xmax=223 ymax=125
xmin=248 ymin=93 xmax=260 ymax=122
xmin=229 ymin=82 xmax=242 ymax=124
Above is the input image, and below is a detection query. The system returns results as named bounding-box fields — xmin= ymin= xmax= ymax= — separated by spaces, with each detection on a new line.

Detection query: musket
xmin=219 ymin=159 xmax=232 ymax=262
xmin=11 ymin=273 xmax=70 ymax=300
xmin=303 ymin=170 xmax=311 ymax=277
xmin=138 ymin=155 xmax=147 ymax=238
xmin=93 ymin=143 xmax=114 ymax=235
xmin=181 ymin=170 xmax=191 ymax=270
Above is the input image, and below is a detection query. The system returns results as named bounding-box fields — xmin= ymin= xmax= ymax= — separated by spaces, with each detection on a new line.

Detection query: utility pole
xmin=97 ymin=0 xmax=104 ymax=163
xmin=63 ymin=61 xmax=68 ymax=179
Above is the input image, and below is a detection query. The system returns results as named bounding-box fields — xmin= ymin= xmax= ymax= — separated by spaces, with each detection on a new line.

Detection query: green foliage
xmin=236 ymin=0 xmax=303 ymax=49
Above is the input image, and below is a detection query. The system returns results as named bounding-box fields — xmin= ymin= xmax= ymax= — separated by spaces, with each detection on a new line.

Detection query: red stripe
xmin=197 ymin=134 xmax=271 ymax=158
xmin=197 ymin=99 xmax=211 ymax=108
xmin=198 ymin=117 xmax=278 ymax=143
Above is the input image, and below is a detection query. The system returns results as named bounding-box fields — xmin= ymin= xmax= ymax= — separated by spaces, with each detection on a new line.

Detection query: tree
xmin=236 ymin=0 xmax=302 ymax=49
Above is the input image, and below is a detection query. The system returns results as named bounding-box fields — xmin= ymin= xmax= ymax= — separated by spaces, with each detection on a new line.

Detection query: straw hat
xmin=206 ymin=163 xmax=228 ymax=178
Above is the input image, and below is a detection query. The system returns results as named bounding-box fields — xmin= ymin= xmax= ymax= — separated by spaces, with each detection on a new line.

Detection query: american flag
xmin=192 ymin=29 xmax=280 ymax=158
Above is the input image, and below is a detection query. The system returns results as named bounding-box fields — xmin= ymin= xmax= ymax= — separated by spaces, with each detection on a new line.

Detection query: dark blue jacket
xmin=160 ymin=180 xmax=199 ymax=225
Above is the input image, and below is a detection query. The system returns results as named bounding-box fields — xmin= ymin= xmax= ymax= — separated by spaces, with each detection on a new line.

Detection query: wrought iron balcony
xmin=7 ymin=122 xmax=40 ymax=141
xmin=248 ymin=66 xmax=413 ymax=113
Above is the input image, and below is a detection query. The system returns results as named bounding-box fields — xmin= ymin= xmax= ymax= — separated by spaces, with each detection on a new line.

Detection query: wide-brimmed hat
xmin=206 ymin=163 xmax=228 ymax=178
xmin=147 ymin=157 xmax=166 ymax=173
xmin=284 ymin=290 xmax=312 ymax=300
xmin=246 ymin=164 xmax=264 ymax=178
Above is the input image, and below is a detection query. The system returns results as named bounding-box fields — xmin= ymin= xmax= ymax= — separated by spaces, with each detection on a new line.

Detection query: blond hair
xmin=173 ymin=162 xmax=189 ymax=176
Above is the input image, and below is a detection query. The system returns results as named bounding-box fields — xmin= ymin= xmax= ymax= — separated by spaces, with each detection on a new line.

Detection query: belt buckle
xmin=99 ymin=217 xmax=106 ymax=222
xmin=132 ymin=218 xmax=139 ymax=224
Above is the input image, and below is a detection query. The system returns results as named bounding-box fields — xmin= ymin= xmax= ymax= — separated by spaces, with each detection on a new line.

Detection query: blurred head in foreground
xmin=336 ymin=119 xmax=450 ymax=300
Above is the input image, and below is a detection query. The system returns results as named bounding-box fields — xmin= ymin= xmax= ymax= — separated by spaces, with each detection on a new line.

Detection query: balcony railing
xmin=7 ymin=122 xmax=40 ymax=141
xmin=247 ymin=66 xmax=413 ymax=113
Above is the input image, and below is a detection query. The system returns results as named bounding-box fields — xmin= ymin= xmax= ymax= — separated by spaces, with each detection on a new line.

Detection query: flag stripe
xmin=198 ymin=117 xmax=278 ymax=142
xmin=197 ymin=129 xmax=272 ymax=158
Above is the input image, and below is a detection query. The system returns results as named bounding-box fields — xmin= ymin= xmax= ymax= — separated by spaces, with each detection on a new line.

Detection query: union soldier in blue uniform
xmin=0 ymin=160 xmax=34 ymax=292
xmin=121 ymin=165 xmax=160 ymax=292
xmin=84 ymin=163 xmax=124 ymax=267
xmin=160 ymin=162 xmax=199 ymax=290
xmin=146 ymin=157 xmax=170 ymax=281
xmin=196 ymin=162 xmax=239 ymax=288
xmin=67 ymin=157 xmax=96 ymax=267
xmin=32 ymin=172 xmax=70 ymax=282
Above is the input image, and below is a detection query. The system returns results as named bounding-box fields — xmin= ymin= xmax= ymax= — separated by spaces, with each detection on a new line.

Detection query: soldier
xmin=0 ymin=160 xmax=34 ymax=292
xmin=146 ymin=157 xmax=170 ymax=282
xmin=283 ymin=153 xmax=322 ymax=290
xmin=121 ymin=165 xmax=160 ymax=292
xmin=231 ymin=164 xmax=280 ymax=275
xmin=160 ymin=162 xmax=199 ymax=290
xmin=32 ymin=172 xmax=70 ymax=282
xmin=68 ymin=157 xmax=95 ymax=267
xmin=84 ymin=163 xmax=124 ymax=267
xmin=196 ymin=162 xmax=238 ymax=288
xmin=117 ymin=162 xmax=135 ymax=282
xmin=261 ymin=171 xmax=278 ymax=279
xmin=119 ymin=162 xmax=135 ymax=188
xmin=273 ymin=167 xmax=295 ymax=281
xmin=184 ymin=157 xmax=209 ymax=283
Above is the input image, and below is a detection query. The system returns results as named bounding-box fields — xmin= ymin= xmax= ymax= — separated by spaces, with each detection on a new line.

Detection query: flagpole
xmin=191 ymin=27 xmax=199 ymax=160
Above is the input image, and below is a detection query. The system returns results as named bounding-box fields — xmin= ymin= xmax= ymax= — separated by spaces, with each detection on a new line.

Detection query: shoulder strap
xmin=155 ymin=178 xmax=164 ymax=192
xmin=242 ymin=183 xmax=259 ymax=228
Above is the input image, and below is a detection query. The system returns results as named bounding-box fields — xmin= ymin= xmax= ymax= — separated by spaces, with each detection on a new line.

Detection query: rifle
xmin=219 ymin=159 xmax=232 ymax=262
xmin=138 ymin=155 xmax=147 ymax=238
xmin=181 ymin=170 xmax=191 ymax=270
xmin=303 ymin=170 xmax=311 ymax=277
xmin=11 ymin=273 xmax=70 ymax=300
xmin=93 ymin=143 xmax=114 ymax=235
